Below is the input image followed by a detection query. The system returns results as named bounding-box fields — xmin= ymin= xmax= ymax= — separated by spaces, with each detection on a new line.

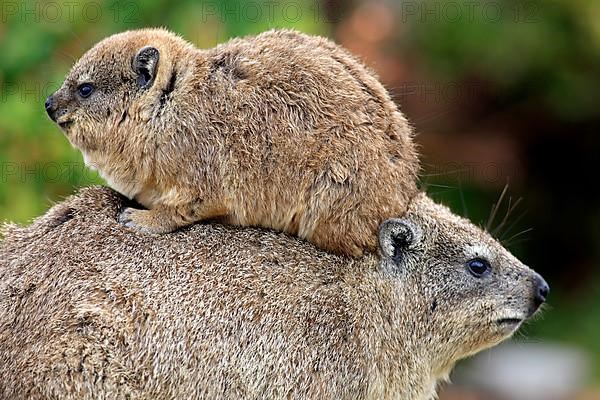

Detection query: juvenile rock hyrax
xmin=0 ymin=187 xmax=549 ymax=400
xmin=45 ymin=28 xmax=419 ymax=256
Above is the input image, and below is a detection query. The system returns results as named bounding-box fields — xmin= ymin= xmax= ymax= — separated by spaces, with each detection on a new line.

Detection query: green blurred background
xmin=1 ymin=0 xmax=599 ymax=398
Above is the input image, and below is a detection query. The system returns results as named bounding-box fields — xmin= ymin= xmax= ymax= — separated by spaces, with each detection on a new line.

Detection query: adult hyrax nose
xmin=533 ymin=273 xmax=549 ymax=309
xmin=45 ymin=95 xmax=56 ymax=121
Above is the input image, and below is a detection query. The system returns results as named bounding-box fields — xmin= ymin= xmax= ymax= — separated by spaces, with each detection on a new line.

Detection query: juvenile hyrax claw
xmin=47 ymin=28 xmax=420 ymax=256
xmin=119 ymin=207 xmax=147 ymax=231
xmin=119 ymin=207 xmax=163 ymax=234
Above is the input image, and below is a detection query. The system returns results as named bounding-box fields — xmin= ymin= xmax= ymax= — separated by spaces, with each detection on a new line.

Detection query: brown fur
xmin=46 ymin=28 xmax=420 ymax=257
xmin=0 ymin=187 xmax=547 ymax=400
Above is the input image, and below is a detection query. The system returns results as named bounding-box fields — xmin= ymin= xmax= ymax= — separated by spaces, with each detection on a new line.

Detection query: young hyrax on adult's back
xmin=45 ymin=28 xmax=419 ymax=256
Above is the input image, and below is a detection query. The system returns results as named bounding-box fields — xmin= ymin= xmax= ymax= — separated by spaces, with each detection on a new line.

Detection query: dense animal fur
xmin=45 ymin=28 xmax=420 ymax=257
xmin=0 ymin=187 xmax=547 ymax=400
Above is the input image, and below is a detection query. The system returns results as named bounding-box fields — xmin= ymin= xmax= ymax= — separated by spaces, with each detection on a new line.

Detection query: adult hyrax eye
xmin=466 ymin=257 xmax=491 ymax=278
xmin=77 ymin=83 xmax=94 ymax=99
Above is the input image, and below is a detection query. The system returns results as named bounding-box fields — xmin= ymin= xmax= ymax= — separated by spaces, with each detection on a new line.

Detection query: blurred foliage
xmin=0 ymin=0 xmax=599 ymax=386
xmin=402 ymin=0 xmax=600 ymax=121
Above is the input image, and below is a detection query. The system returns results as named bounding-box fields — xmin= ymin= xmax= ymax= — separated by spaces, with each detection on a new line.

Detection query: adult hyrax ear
xmin=378 ymin=218 xmax=421 ymax=265
xmin=133 ymin=46 xmax=160 ymax=89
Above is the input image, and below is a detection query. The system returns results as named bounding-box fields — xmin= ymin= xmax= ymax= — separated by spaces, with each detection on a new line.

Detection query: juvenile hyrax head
xmin=44 ymin=29 xmax=190 ymax=159
xmin=382 ymin=193 xmax=548 ymax=372
xmin=43 ymin=28 xmax=420 ymax=257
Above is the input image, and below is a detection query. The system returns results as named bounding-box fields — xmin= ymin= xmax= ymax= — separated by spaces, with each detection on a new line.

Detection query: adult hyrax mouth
xmin=494 ymin=317 xmax=524 ymax=336
xmin=496 ymin=317 xmax=523 ymax=326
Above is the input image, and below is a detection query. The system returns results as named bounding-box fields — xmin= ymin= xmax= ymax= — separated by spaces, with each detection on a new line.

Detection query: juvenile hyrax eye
xmin=466 ymin=258 xmax=490 ymax=277
xmin=77 ymin=83 xmax=94 ymax=98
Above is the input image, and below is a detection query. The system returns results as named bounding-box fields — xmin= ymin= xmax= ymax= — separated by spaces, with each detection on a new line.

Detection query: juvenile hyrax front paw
xmin=46 ymin=28 xmax=420 ymax=257
xmin=119 ymin=208 xmax=165 ymax=234
xmin=119 ymin=207 xmax=183 ymax=234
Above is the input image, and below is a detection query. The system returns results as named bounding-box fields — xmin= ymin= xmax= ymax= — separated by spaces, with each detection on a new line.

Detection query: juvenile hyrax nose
xmin=45 ymin=95 xmax=53 ymax=111
xmin=45 ymin=95 xmax=56 ymax=120
xmin=534 ymin=274 xmax=549 ymax=308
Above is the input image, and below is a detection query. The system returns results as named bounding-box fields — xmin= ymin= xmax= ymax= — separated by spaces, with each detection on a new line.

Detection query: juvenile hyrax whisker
xmin=45 ymin=28 xmax=420 ymax=257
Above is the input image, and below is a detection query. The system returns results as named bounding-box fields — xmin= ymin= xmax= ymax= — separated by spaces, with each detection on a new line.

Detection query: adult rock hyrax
xmin=45 ymin=28 xmax=419 ymax=257
xmin=0 ymin=187 xmax=549 ymax=400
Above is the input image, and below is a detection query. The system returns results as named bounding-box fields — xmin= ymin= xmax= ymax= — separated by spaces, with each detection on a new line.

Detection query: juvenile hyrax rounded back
xmin=45 ymin=28 xmax=419 ymax=256
xmin=0 ymin=187 xmax=548 ymax=400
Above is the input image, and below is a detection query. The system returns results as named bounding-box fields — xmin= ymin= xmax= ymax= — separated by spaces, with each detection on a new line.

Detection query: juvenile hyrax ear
xmin=378 ymin=219 xmax=421 ymax=263
xmin=133 ymin=46 xmax=160 ymax=89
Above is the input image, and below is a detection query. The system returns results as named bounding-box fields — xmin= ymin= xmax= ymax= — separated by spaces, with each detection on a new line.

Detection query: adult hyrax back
xmin=0 ymin=187 xmax=548 ymax=400
xmin=45 ymin=28 xmax=419 ymax=256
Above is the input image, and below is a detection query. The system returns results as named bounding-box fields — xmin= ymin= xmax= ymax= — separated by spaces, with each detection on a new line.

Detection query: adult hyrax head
xmin=0 ymin=188 xmax=548 ymax=400
xmin=45 ymin=28 xmax=420 ymax=257
xmin=390 ymin=193 xmax=549 ymax=365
